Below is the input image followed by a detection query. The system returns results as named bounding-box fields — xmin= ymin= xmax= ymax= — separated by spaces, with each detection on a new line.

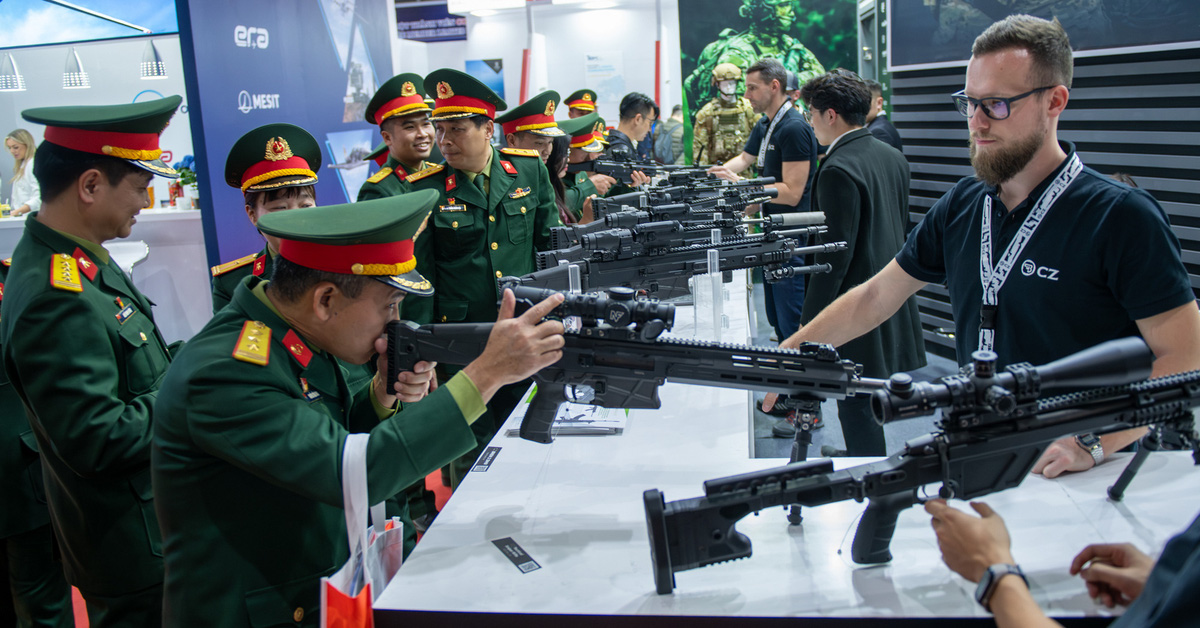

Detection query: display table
xmin=375 ymin=272 xmax=1200 ymax=626
xmin=0 ymin=209 xmax=212 ymax=342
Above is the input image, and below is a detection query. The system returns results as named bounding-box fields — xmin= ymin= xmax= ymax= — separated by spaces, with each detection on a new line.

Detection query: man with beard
xmin=764 ymin=15 xmax=1200 ymax=476
xmin=358 ymin=73 xmax=435 ymax=201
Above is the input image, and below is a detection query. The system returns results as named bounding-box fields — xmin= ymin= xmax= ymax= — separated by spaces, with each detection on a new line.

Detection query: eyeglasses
xmin=802 ymin=108 xmax=813 ymax=123
xmin=951 ymin=86 xmax=1057 ymax=120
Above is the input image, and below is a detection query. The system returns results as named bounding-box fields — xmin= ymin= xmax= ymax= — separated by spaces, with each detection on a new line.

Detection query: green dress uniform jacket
xmin=562 ymin=170 xmax=598 ymax=223
xmin=356 ymin=155 xmax=419 ymax=202
xmin=0 ymin=257 xmax=51 ymax=539
xmin=153 ymin=277 xmax=480 ymax=627
xmin=400 ymin=147 xmax=561 ymax=325
xmin=0 ymin=215 xmax=172 ymax=597
xmin=211 ymin=247 xmax=272 ymax=314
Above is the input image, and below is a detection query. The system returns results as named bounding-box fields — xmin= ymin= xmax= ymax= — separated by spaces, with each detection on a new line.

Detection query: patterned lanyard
xmin=977 ymin=153 xmax=1082 ymax=352
xmin=756 ymin=99 xmax=793 ymax=170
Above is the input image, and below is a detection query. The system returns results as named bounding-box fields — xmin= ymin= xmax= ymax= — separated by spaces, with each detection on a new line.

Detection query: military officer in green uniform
xmin=1 ymin=256 xmax=73 ymax=628
xmin=402 ymin=68 xmax=561 ymax=487
xmin=210 ymin=123 xmax=320 ymax=313
xmin=0 ymin=96 xmax=183 ymax=627
xmin=692 ymin=63 xmax=759 ymax=173
xmin=564 ymin=88 xmax=598 ymax=119
xmin=558 ymin=112 xmax=608 ymax=223
xmin=496 ymin=90 xmax=566 ymax=163
xmin=153 ymin=193 xmax=566 ymax=627
xmin=358 ymin=73 xmax=436 ymax=201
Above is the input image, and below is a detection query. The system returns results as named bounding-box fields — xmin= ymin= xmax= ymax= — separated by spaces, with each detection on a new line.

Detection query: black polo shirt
xmin=743 ymin=105 xmax=817 ymax=214
xmin=896 ymin=142 xmax=1193 ymax=368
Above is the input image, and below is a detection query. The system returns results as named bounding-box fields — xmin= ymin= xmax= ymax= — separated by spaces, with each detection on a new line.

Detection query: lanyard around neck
xmin=977 ymin=153 xmax=1082 ymax=352
xmin=756 ymin=99 xmax=792 ymax=170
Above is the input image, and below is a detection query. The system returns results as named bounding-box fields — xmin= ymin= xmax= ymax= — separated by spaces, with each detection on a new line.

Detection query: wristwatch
xmin=1075 ymin=433 xmax=1105 ymax=466
xmin=975 ymin=563 xmax=1028 ymax=612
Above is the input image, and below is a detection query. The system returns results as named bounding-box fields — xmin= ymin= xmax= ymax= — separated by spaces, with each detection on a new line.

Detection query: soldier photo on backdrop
xmin=678 ymin=0 xmax=858 ymax=163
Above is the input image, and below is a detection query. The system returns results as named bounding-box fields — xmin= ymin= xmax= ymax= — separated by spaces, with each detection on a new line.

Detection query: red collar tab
xmin=252 ymin=255 xmax=267 ymax=277
xmin=276 ymin=239 xmax=416 ymax=276
xmin=44 ymin=126 xmax=161 ymax=160
xmin=446 ymin=174 xmax=457 ymax=191
xmin=72 ymin=247 xmax=98 ymax=282
xmin=282 ymin=329 xmax=313 ymax=368
xmin=500 ymin=160 xmax=518 ymax=175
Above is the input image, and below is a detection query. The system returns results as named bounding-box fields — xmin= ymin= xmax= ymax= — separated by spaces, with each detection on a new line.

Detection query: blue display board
xmin=177 ymin=0 xmax=393 ymax=266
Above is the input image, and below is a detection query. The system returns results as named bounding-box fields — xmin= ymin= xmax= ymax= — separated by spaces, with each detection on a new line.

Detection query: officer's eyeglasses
xmin=951 ymin=86 xmax=1056 ymax=120
xmin=802 ymin=108 xmax=814 ymax=123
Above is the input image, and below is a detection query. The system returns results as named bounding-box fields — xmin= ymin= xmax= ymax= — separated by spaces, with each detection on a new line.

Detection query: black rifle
xmin=548 ymin=211 xmax=827 ymax=252
xmin=592 ymin=178 xmax=777 ymax=217
xmin=519 ymin=228 xmax=843 ymax=296
xmin=567 ymin=159 xmax=713 ymax=186
xmin=386 ymin=284 xmax=884 ymax=445
xmin=642 ymin=337 xmax=1200 ymax=594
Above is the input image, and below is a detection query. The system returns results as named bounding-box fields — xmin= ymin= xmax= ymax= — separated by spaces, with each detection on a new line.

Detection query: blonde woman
xmin=5 ymin=129 xmax=40 ymax=217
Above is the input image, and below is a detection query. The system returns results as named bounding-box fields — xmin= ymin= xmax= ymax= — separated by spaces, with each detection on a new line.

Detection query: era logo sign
xmin=234 ymin=25 xmax=269 ymax=49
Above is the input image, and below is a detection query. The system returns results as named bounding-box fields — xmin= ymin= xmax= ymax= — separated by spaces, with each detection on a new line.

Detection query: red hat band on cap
xmin=433 ymin=94 xmax=497 ymax=119
xmin=277 ymin=239 xmax=417 ymax=276
xmin=375 ymin=95 xmax=430 ymax=125
xmin=44 ymin=126 xmax=162 ymax=161
xmin=570 ymin=132 xmax=597 ymax=148
xmin=240 ymin=156 xmax=316 ymax=192
xmin=567 ymin=99 xmax=596 ymax=111
xmin=502 ymin=112 xmax=557 ymax=136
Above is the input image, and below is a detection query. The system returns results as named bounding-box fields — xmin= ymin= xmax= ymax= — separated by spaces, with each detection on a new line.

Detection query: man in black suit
xmin=789 ymin=70 xmax=925 ymax=456
xmin=864 ymin=79 xmax=903 ymax=152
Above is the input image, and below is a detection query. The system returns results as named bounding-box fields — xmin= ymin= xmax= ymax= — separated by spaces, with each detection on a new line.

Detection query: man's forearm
xmin=989 ymin=576 xmax=1063 ymax=628
xmin=791 ymin=280 xmax=897 ymax=348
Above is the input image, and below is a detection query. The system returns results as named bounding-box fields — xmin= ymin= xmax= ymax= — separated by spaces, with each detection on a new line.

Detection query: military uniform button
xmin=489 ymin=215 xmax=495 ymax=222
xmin=495 ymin=271 xmax=502 ymax=278
xmin=140 ymin=332 xmax=148 ymax=342
xmin=491 ymin=242 xmax=498 ymax=250
xmin=452 ymin=220 xmax=459 ymax=229
xmin=520 ymin=206 xmax=527 ymax=214
xmin=441 ymin=315 xmax=447 ymax=322
xmin=293 ymin=607 xmax=304 ymax=622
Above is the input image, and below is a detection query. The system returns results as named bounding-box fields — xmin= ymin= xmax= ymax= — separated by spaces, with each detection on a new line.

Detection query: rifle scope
xmin=501 ymin=283 xmax=675 ymax=335
xmin=870 ymin=337 xmax=1153 ymax=425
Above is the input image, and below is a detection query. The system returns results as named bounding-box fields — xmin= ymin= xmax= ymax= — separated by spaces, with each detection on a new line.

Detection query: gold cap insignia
xmin=544 ymin=100 xmax=555 ymax=116
xmin=265 ymin=137 xmax=293 ymax=161
xmin=593 ymin=121 xmax=603 ymax=132
xmin=582 ymin=93 xmax=592 ymax=101
xmin=437 ymin=81 xmax=454 ymax=99
xmin=401 ymin=81 xmax=416 ymax=97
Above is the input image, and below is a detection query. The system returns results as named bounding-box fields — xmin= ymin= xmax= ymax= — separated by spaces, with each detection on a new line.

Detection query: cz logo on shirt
xmin=1021 ymin=259 xmax=1059 ymax=281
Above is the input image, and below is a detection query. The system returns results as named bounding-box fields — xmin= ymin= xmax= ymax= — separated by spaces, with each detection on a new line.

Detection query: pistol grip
xmin=518 ymin=382 xmax=566 ymax=444
xmin=850 ymin=490 xmax=917 ymax=564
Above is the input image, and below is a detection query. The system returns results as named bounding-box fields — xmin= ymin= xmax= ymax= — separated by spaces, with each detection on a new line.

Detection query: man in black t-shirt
xmin=764 ymin=15 xmax=1200 ymax=478
xmin=708 ymin=57 xmax=818 ymax=345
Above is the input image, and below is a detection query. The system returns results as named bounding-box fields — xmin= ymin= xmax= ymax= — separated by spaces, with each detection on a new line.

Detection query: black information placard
xmin=491 ymin=537 xmax=541 ymax=574
xmin=471 ymin=446 xmax=501 ymax=473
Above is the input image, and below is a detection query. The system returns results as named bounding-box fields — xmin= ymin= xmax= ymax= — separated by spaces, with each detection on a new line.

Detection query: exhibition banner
xmin=395 ymin=1 xmax=468 ymax=43
xmin=889 ymin=0 xmax=1200 ymax=71
xmin=178 ymin=0 xmax=393 ymax=266
xmin=677 ymin=0 xmax=857 ymax=162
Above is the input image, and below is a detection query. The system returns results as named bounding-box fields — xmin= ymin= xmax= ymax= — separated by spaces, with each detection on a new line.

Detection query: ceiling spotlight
xmin=141 ymin=40 xmax=168 ymax=79
xmin=63 ymin=47 xmax=90 ymax=89
xmin=0 ymin=52 xmax=26 ymax=92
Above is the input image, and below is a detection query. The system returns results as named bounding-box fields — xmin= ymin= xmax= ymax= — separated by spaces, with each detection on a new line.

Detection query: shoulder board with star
xmin=211 ymin=253 xmax=259 ymax=277
xmin=366 ymin=166 xmax=393 ymax=184
xmin=500 ymin=148 xmax=540 ymax=158
xmin=232 ymin=320 xmax=271 ymax=366
xmin=405 ymin=163 xmax=445 ymax=183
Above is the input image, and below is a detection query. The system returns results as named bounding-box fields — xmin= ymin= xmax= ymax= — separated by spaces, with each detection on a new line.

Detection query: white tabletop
xmin=375 ymin=272 xmax=1200 ymax=625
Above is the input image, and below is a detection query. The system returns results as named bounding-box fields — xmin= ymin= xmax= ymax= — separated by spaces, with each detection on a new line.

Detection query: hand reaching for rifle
xmin=463 ymin=289 xmax=565 ymax=402
xmin=589 ymin=173 xmax=617 ymax=196
xmin=1070 ymin=543 xmax=1154 ymax=608
xmin=707 ymin=165 xmax=739 ymax=183
xmin=630 ymin=170 xmax=652 ymax=187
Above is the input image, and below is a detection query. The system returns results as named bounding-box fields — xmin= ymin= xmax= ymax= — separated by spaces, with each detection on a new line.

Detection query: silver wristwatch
xmin=975 ymin=563 xmax=1028 ymax=612
xmin=1075 ymin=433 xmax=1104 ymax=466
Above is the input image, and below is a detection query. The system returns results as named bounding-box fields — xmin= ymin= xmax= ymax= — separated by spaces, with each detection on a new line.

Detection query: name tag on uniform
xmin=115 ymin=304 xmax=137 ymax=324
xmin=509 ymin=186 xmax=531 ymax=199
xmin=439 ymin=204 xmax=467 ymax=212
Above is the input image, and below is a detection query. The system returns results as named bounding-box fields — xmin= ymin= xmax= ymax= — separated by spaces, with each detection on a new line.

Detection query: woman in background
xmin=5 ymin=129 xmax=39 ymax=217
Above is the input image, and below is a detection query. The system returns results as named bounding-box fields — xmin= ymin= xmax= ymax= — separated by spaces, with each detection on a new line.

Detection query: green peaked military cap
xmin=366 ymin=72 xmax=432 ymax=126
xmin=21 ymin=95 xmax=183 ymax=178
xmin=225 ymin=123 xmax=322 ymax=192
xmin=596 ymin=116 xmax=610 ymax=145
xmin=496 ymin=90 xmax=565 ymax=137
xmin=255 ymin=190 xmax=438 ymax=296
xmin=425 ymin=68 xmax=507 ymax=121
xmin=558 ymin=111 xmax=604 ymax=152
xmin=564 ymin=89 xmax=597 ymax=112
